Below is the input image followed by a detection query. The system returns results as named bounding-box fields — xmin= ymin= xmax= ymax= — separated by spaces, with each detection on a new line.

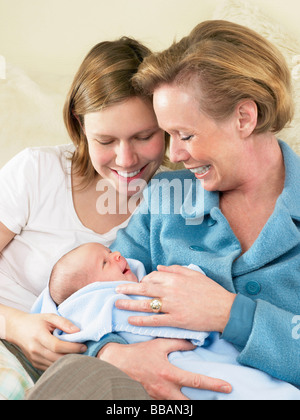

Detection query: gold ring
xmin=150 ymin=298 xmax=162 ymax=313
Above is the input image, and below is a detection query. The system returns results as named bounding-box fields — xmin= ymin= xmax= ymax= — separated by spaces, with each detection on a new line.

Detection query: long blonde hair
xmin=134 ymin=20 xmax=294 ymax=135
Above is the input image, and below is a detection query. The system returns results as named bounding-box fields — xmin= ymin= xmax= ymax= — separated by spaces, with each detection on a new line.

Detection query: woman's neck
xmin=219 ymin=136 xmax=285 ymax=254
xmin=71 ymin=171 xmax=142 ymax=235
xmin=221 ymin=135 xmax=285 ymax=207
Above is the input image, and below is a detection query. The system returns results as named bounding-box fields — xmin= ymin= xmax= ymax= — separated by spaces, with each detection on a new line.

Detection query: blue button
xmin=246 ymin=281 xmax=261 ymax=295
xmin=189 ymin=245 xmax=203 ymax=252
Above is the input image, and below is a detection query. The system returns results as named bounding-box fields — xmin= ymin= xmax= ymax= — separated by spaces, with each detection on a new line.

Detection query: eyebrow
xmin=92 ymin=126 xmax=159 ymax=140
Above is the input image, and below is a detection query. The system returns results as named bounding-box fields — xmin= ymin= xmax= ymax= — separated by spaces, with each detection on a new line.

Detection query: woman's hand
xmin=7 ymin=311 xmax=87 ymax=371
xmin=97 ymin=339 xmax=232 ymax=400
xmin=115 ymin=265 xmax=236 ymax=333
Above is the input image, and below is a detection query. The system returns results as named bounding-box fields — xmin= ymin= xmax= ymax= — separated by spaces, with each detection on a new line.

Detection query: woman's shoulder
xmin=3 ymin=143 xmax=74 ymax=167
xmin=0 ymin=144 xmax=75 ymax=187
xmin=23 ymin=143 xmax=75 ymax=164
xmin=10 ymin=144 xmax=75 ymax=176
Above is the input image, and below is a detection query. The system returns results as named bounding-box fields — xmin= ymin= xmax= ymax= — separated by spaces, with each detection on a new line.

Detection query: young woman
xmin=0 ymin=37 xmax=166 ymax=393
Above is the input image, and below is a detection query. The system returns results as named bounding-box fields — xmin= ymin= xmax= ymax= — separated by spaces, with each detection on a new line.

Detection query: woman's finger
xmin=127 ymin=314 xmax=173 ymax=328
xmin=115 ymin=298 xmax=156 ymax=313
xmin=44 ymin=313 xmax=80 ymax=334
xmin=30 ymin=336 xmax=86 ymax=370
xmin=143 ymin=265 xmax=199 ymax=281
xmin=174 ymin=367 xmax=232 ymax=394
xmin=39 ymin=315 xmax=87 ymax=355
xmin=161 ymin=338 xmax=196 ymax=353
xmin=31 ymin=345 xmax=73 ymax=371
xmin=154 ymin=339 xmax=232 ymax=395
xmin=44 ymin=334 xmax=87 ymax=355
xmin=157 ymin=265 xmax=191 ymax=274
xmin=115 ymin=281 xmax=163 ymax=297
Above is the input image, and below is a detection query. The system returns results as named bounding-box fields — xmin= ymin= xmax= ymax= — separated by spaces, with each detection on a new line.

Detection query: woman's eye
xmin=136 ymin=133 xmax=154 ymax=141
xmin=97 ymin=140 xmax=114 ymax=146
xmin=181 ymin=135 xmax=194 ymax=141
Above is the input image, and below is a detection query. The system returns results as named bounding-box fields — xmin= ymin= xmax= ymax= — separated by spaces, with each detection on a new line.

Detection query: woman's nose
xmin=169 ymin=137 xmax=190 ymax=163
xmin=115 ymin=141 xmax=138 ymax=168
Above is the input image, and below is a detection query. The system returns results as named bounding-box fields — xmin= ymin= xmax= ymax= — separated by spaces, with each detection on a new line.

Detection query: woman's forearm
xmin=233 ymin=299 xmax=300 ymax=386
xmin=222 ymin=294 xmax=257 ymax=349
xmin=85 ymin=333 xmax=128 ymax=357
xmin=0 ymin=303 xmax=24 ymax=343
xmin=97 ymin=338 xmax=232 ymax=399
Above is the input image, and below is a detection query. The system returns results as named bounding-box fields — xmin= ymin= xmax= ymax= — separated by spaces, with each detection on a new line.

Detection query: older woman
xmin=112 ymin=19 xmax=299 ymax=393
xmin=28 ymin=20 xmax=299 ymax=400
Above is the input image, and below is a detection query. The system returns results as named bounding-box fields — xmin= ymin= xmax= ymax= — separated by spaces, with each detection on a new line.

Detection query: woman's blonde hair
xmin=64 ymin=37 xmax=159 ymax=185
xmin=133 ymin=20 xmax=294 ymax=135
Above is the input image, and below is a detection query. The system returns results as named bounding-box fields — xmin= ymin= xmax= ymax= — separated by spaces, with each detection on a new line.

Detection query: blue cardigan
xmin=111 ymin=140 xmax=300 ymax=387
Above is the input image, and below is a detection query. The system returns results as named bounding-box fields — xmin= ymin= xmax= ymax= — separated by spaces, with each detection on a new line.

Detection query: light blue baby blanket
xmin=32 ymin=259 xmax=300 ymax=400
xmin=32 ymin=260 xmax=209 ymax=346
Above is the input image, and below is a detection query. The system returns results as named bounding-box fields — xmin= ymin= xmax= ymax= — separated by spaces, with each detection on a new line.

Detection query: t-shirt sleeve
xmin=0 ymin=149 xmax=37 ymax=234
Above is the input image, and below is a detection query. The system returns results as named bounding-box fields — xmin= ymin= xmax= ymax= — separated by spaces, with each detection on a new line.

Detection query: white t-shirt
xmin=0 ymin=144 xmax=132 ymax=312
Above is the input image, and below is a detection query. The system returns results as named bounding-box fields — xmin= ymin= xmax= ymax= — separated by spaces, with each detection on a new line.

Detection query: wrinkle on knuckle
xmin=139 ymin=283 xmax=148 ymax=295
xmin=152 ymin=316 xmax=161 ymax=327
xmin=192 ymin=374 xmax=204 ymax=389
xmin=133 ymin=317 xmax=145 ymax=327
xmin=120 ymin=300 xmax=130 ymax=310
xmin=28 ymin=342 xmax=38 ymax=356
xmin=140 ymin=300 xmax=149 ymax=311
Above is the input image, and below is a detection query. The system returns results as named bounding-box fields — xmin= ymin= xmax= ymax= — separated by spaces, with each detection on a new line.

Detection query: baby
xmin=49 ymin=243 xmax=138 ymax=306
xmin=33 ymin=243 xmax=300 ymax=400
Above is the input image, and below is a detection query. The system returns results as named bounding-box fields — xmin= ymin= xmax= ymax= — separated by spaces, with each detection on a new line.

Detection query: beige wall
xmin=1 ymin=0 xmax=300 ymax=82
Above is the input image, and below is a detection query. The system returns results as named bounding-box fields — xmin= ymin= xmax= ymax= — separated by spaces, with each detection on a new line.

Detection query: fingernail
xmin=70 ymin=325 xmax=80 ymax=332
xmin=80 ymin=345 xmax=87 ymax=353
xmin=220 ymin=385 xmax=232 ymax=394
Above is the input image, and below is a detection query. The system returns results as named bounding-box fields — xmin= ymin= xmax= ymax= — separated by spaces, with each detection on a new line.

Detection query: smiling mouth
xmin=112 ymin=165 xmax=148 ymax=181
xmin=117 ymin=169 xmax=142 ymax=178
xmin=189 ymin=165 xmax=211 ymax=175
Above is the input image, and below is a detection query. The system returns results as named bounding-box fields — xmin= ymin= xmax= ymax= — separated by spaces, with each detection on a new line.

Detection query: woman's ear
xmin=236 ymin=100 xmax=258 ymax=138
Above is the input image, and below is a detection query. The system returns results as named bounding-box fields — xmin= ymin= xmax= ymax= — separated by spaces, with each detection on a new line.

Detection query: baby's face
xmin=76 ymin=243 xmax=138 ymax=284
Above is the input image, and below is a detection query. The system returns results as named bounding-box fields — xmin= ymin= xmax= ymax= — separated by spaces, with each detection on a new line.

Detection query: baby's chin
xmin=124 ymin=271 xmax=139 ymax=283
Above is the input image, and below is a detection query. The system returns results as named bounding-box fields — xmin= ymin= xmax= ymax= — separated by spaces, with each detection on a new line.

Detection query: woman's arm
xmin=0 ymin=222 xmax=87 ymax=370
xmin=0 ymin=222 xmax=15 ymax=251
xmin=98 ymin=339 xmax=232 ymax=400
xmin=230 ymin=298 xmax=300 ymax=387
xmin=1 ymin=305 xmax=87 ymax=370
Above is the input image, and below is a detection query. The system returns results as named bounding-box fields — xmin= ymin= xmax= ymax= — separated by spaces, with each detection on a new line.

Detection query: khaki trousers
xmin=26 ymin=354 xmax=151 ymax=400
